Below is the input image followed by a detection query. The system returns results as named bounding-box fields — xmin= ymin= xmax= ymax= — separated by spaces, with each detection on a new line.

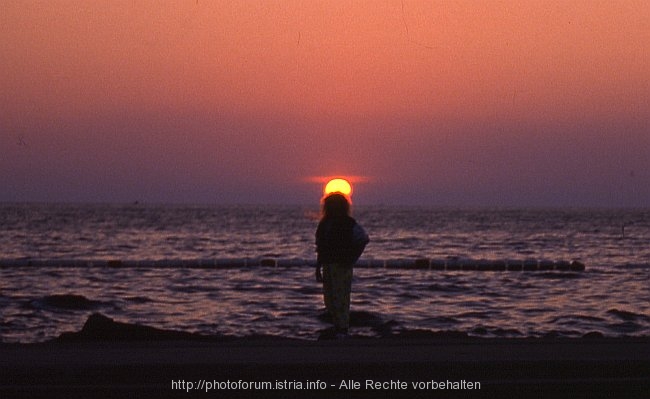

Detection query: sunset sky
xmin=2 ymin=0 xmax=648 ymax=206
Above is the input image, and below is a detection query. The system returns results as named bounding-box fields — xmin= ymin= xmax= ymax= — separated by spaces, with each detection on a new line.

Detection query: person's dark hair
xmin=322 ymin=193 xmax=350 ymax=219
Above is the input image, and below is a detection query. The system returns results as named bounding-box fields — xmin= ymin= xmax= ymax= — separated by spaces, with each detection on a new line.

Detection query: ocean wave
xmin=607 ymin=309 xmax=650 ymax=322
xmin=31 ymin=294 xmax=110 ymax=311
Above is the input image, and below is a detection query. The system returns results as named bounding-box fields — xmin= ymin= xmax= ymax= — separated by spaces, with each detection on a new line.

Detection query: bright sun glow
xmin=324 ymin=178 xmax=352 ymax=196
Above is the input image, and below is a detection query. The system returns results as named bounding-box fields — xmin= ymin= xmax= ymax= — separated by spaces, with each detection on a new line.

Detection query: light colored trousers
xmin=322 ymin=263 xmax=353 ymax=331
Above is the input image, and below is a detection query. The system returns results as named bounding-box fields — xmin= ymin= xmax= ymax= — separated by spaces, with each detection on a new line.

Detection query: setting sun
xmin=324 ymin=178 xmax=352 ymax=197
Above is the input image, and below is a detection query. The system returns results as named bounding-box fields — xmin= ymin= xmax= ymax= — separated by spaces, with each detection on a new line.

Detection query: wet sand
xmin=2 ymin=336 xmax=649 ymax=398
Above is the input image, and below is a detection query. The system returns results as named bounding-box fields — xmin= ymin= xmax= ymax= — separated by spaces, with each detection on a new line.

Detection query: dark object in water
xmin=40 ymin=294 xmax=103 ymax=310
xmin=570 ymin=260 xmax=586 ymax=271
xmin=56 ymin=313 xmax=215 ymax=342
xmin=1 ymin=257 xmax=587 ymax=271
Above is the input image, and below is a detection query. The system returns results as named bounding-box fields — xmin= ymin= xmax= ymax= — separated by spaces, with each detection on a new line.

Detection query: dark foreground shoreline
xmin=1 ymin=315 xmax=649 ymax=398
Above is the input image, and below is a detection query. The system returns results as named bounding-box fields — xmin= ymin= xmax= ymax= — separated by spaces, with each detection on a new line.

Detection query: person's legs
xmin=322 ymin=264 xmax=333 ymax=313
xmin=323 ymin=263 xmax=352 ymax=333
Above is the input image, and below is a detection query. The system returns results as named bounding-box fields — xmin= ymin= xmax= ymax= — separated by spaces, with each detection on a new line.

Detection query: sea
xmin=1 ymin=204 xmax=649 ymax=343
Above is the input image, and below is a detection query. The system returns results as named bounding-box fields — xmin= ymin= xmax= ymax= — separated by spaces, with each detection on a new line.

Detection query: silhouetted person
xmin=315 ymin=193 xmax=369 ymax=338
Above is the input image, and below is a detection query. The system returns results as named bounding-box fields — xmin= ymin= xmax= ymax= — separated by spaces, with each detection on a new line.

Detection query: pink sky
xmin=2 ymin=0 xmax=649 ymax=206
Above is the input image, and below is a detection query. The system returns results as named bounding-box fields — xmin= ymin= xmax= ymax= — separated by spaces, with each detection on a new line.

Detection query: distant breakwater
xmin=0 ymin=258 xmax=586 ymax=271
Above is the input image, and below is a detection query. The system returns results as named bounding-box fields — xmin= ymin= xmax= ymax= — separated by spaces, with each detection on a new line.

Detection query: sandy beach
xmin=2 ymin=331 xmax=648 ymax=398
